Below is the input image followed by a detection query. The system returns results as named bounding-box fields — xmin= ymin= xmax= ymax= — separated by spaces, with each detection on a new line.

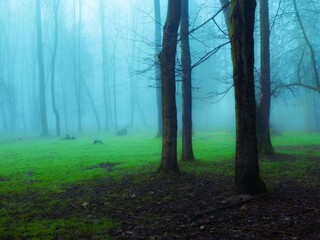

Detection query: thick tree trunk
xmin=51 ymin=0 xmax=61 ymax=137
xmin=229 ymin=0 xmax=265 ymax=194
xmin=36 ymin=0 xmax=49 ymax=136
xmin=154 ymin=0 xmax=163 ymax=137
xmin=158 ymin=0 xmax=181 ymax=174
xmin=257 ymin=0 xmax=274 ymax=154
xmin=181 ymin=0 xmax=194 ymax=161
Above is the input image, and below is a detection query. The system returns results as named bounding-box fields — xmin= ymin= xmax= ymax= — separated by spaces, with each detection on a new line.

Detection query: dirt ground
xmin=55 ymin=163 xmax=320 ymax=239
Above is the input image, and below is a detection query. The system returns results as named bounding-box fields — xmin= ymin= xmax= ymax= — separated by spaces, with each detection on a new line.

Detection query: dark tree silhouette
xmin=257 ymin=0 xmax=274 ymax=154
xmin=229 ymin=0 xmax=266 ymax=194
xmin=158 ymin=0 xmax=181 ymax=174
xmin=181 ymin=0 xmax=195 ymax=161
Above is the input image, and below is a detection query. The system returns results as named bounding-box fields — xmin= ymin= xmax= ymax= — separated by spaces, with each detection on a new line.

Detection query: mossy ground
xmin=0 ymin=131 xmax=319 ymax=239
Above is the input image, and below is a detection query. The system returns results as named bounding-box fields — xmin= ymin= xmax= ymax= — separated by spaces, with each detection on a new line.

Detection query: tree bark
xmin=181 ymin=0 xmax=195 ymax=161
xmin=158 ymin=0 xmax=181 ymax=174
xmin=229 ymin=0 xmax=265 ymax=194
xmin=51 ymin=0 xmax=61 ymax=137
xmin=36 ymin=0 xmax=49 ymax=136
xmin=154 ymin=0 xmax=163 ymax=137
xmin=257 ymin=0 xmax=274 ymax=154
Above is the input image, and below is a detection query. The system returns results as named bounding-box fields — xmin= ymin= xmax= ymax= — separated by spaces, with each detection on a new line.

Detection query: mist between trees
xmin=0 ymin=0 xmax=319 ymax=136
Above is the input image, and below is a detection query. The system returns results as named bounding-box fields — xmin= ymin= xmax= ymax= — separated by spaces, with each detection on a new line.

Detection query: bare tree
xmin=229 ymin=0 xmax=266 ymax=193
xmin=36 ymin=0 xmax=49 ymax=136
xmin=158 ymin=0 xmax=181 ymax=174
xmin=99 ymin=0 xmax=110 ymax=130
xmin=256 ymin=0 xmax=274 ymax=154
xmin=50 ymin=0 xmax=61 ymax=137
xmin=181 ymin=0 xmax=195 ymax=161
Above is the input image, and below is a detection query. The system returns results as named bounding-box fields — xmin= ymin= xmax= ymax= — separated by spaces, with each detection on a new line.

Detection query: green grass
xmin=0 ymin=131 xmax=237 ymax=193
xmin=0 ymin=130 xmax=319 ymax=238
xmin=0 ymin=131 xmax=319 ymax=193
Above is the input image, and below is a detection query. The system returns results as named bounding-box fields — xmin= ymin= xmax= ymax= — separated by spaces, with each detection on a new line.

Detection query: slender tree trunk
xmin=154 ymin=0 xmax=163 ymax=137
xmin=181 ymin=0 xmax=194 ymax=161
xmin=113 ymin=40 xmax=118 ymax=131
xmin=229 ymin=0 xmax=265 ymax=194
xmin=36 ymin=0 xmax=49 ymax=136
xmin=158 ymin=0 xmax=181 ymax=174
xmin=83 ymin=79 xmax=101 ymax=131
xmin=72 ymin=0 xmax=78 ymax=132
xmin=100 ymin=0 xmax=109 ymax=130
xmin=293 ymin=0 xmax=319 ymax=89
xmin=61 ymin=62 xmax=69 ymax=133
xmin=77 ymin=0 xmax=82 ymax=132
xmin=73 ymin=0 xmax=82 ymax=133
xmin=257 ymin=0 xmax=274 ymax=154
xmin=51 ymin=0 xmax=61 ymax=137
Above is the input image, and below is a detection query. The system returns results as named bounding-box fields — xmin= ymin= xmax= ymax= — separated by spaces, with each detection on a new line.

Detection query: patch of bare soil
xmin=51 ymin=171 xmax=320 ymax=240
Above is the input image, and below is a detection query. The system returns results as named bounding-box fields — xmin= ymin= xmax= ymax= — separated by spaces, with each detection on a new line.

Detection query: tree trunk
xmin=257 ymin=0 xmax=274 ymax=154
xmin=77 ymin=0 xmax=82 ymax=132
xmin=113 ymin=39 xmax=118 ymax=131
xmin=100 ymin=0 xmax=109 ymax=131
xmin=229 ymin=0 xmax=265 ymax=194
xmin=83 ymin=78 xmax=101 ymax=131
xmin=51 ymin=0 xmax=61 ymax=137
xmin=36 ymin=0 xmax=49 ymax=136
xmin=158 ymin=0 xmax=181 ymax=174
xmin=154 ymin=0 xmax=163 ymax=137
xmin=181 ymin=0 xmax=194 ymax=161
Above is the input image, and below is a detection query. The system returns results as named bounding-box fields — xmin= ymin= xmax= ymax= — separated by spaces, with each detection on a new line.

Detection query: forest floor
xmin=2 ymin=149 xmax=320 ymax=239
xmin=0 ymin=133 xmax=320 ymax=239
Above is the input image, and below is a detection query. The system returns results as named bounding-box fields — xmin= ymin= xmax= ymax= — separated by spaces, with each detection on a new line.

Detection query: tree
xmin=181 ymin=0 xmax=195 ymax=161
xmin=50 ymin=0 xmax=61 ymax=137
xmin=154 ymin=0 xmax=163 ymax=137
xmin=256 ymin=0 xmax=274 ymax=154
xmin=292 ymin=0 xmax=319 ymax=91
xmin=72 ymin=0 xmax=82 ymax=133
xmin=229 ymin=0 xmax=265 ymax=194
xmin=36 ymin=0 xmax=49 ymax=136
xmin=158 ymin=0 xmax=181 ymax=174
xmin=99 ymin=0 xmax=110 ymax=130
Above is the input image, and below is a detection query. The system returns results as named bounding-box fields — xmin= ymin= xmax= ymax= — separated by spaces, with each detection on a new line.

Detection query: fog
xmin=0 ymin=0 xmax=319 ymax=137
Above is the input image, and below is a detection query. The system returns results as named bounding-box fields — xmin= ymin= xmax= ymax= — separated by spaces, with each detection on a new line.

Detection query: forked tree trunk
xmin=181 ymin=0 xmax=194 ymax=161
xmin=158 ymin=0 xmax=181 ymax=174
xmin=36 ymin=0 xmax=49 ymax=136
xmin=229 ymin=0 xmax=265 ymax=194
xmin=257 ymin=0 xmax=274 ymax=154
